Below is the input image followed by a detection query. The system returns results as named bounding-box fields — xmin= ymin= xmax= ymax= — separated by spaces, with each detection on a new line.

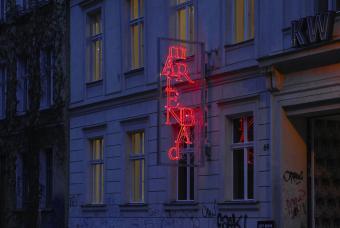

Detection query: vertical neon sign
xmin=161 ymin=46 xmax=196 ymax=161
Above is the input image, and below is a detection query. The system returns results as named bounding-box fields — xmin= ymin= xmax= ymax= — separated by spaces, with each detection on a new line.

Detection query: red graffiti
xmin=285 ymin=189 xmax=306 ymax=219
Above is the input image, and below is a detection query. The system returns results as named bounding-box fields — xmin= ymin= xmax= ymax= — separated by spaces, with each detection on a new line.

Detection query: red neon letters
xmin=161 ymin=46 xmax=195 ymax=161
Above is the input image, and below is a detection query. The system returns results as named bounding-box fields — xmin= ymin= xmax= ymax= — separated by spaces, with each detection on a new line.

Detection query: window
xmin=16 ymin=0 xmax=28 ymax=10
xmin=16 ymin=57 xmax=28 ymax=112
xmin=128 ymin=131 xmax=145 ymax=202
xmin=232 ymin=115 xmax=254 ymax=200
xmin=89 ymin=138 xmax=104 ymax=204
xmin=316 ymin=0 xmax=340 ymax=13
xmin=176 ymin=0 xmax=194 ymax=42
xmin=87 ymin=10 xmax=103 ymax=82
xmin=40 ymin=49 xmax=54 ymax=108
xmin=177 ymin=153 xmax=195 ymax=201
xmin=0 ymin=66 xmax=6 ymax=118
xmin=16 ymin=153 xmax=23 ymax=209
xmin=232 ymin=0 xmax=254 ymax=43
xmin=0 ymin=0 xmax=6 ymax=21
xmin=177 ymin=127 xmax=195 ymax=201
xmin=39 ymin=149 xmax=53 ymax=208
xmin=129 ymin=0 xmax=144 ymax=69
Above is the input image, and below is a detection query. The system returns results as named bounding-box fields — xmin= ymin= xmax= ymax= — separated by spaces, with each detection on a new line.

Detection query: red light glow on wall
xmin=161 ymin=46 xmax=196 ymax=161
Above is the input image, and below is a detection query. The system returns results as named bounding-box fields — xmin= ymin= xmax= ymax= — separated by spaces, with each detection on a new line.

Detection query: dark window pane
xmin=247 ymin=148 xmax=254 ymax=199
xmin=337 ymin=0 xmax=340 ymax=11
xmin=233 ymin=118 xmax=244 ymax=143
xmin=247 ymin=116 xmax=254 ymax=142
xmin=178 ymin=154 xmax=187 ymax=200
xmin=233 ymin=149 xmax=244 ymax=199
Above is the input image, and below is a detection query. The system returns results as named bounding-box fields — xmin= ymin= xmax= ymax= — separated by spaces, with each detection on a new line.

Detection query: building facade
xmin=0 ymin=0 xmax=68 ymax=227
xmin=69 ymin=0 xmax=340 ymax=227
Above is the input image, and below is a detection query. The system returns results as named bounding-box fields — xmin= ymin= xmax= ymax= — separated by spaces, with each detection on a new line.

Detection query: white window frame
xmin=128 ymin=131 xmax=145 ymax=203
xmin=86 ymin=8 xmax=103 ymax=82
xmin=176 ymin=0 xmax=194 ymax=42
xmin=89 ymin=137 xmax=104 ymax=204
xmin=231 ymin=115 xmax=254 ymax=200
xmin=129 ymin=0 xmax=144 ymax=70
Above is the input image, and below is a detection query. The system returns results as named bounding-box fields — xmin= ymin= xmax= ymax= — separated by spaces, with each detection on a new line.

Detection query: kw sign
xmin=291 ymin=11 xmax=334 ymax=47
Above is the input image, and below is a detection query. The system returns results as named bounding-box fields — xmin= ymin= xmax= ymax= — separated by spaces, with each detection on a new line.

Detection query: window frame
xmin=231 ymin=115 xmax=254 ymax=200
xmin=88 ymin=137 xmax=104 ymax=205
xmin=86 ymin=8 xmax=103 ymax=83
xmin=219 ymin=101 xmax=257 ymax=202
xmin=129 ymin=0 xmax=144 ymax=70
xmin=128 ymin=130 xmax=145 ymax=203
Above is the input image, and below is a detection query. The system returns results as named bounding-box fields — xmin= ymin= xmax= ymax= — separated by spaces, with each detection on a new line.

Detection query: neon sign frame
xmin=157 ymin=38 xmax=206 ymax=166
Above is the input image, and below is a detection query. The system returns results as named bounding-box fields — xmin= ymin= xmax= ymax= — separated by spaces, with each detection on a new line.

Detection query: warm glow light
xmin=161 ymin=46 xmax=195 ymax=161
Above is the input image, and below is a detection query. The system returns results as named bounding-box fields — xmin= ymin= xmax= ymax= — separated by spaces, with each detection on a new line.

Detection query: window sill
xmin=224 ymin=39 xmax=254 ymax=51
xmin=86 ymin=79 xmax=103 ymax=88
xmin=80 ymin=203 xmax=107 ymax=212
xmin=124 ymin=67 xmax=144 ymax=77
xmin=217 ymin=200 xmax=259 ymax=211
xmin=164 ymin=201 xmax=199 ymax=211
xmin=119 ymin=203 xmax=148 ymax=212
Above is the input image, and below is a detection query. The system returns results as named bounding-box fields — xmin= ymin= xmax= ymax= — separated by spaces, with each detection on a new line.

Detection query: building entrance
xmin=311 ymin=116 xmax=340 ymax=228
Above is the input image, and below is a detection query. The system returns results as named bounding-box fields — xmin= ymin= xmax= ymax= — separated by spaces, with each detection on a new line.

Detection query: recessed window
xmin=129 ymin=0 xmax=144 ymax=69
xmin=128 ymin=131 xmax=145 ymax=202
xmin=232 ymin=115 xmax=254 ymax=200
xmin=89 ymin=138 xmax=104 ymax=204
xmin=231 ymin=0 xmax=254 ymax=43
xmin=87 ymin=10 xmax=103 ymax=82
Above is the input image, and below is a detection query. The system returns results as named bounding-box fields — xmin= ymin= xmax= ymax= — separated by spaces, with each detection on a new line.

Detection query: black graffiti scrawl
xmin=217 ymin=213 xmax=248 ymax=228
xmin=283 ymin=170 xmax=303 ymax=185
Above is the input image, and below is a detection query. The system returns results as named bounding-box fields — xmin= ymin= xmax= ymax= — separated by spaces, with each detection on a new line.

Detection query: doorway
xmin=310 ymin=116 xmax=340 ymax=228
